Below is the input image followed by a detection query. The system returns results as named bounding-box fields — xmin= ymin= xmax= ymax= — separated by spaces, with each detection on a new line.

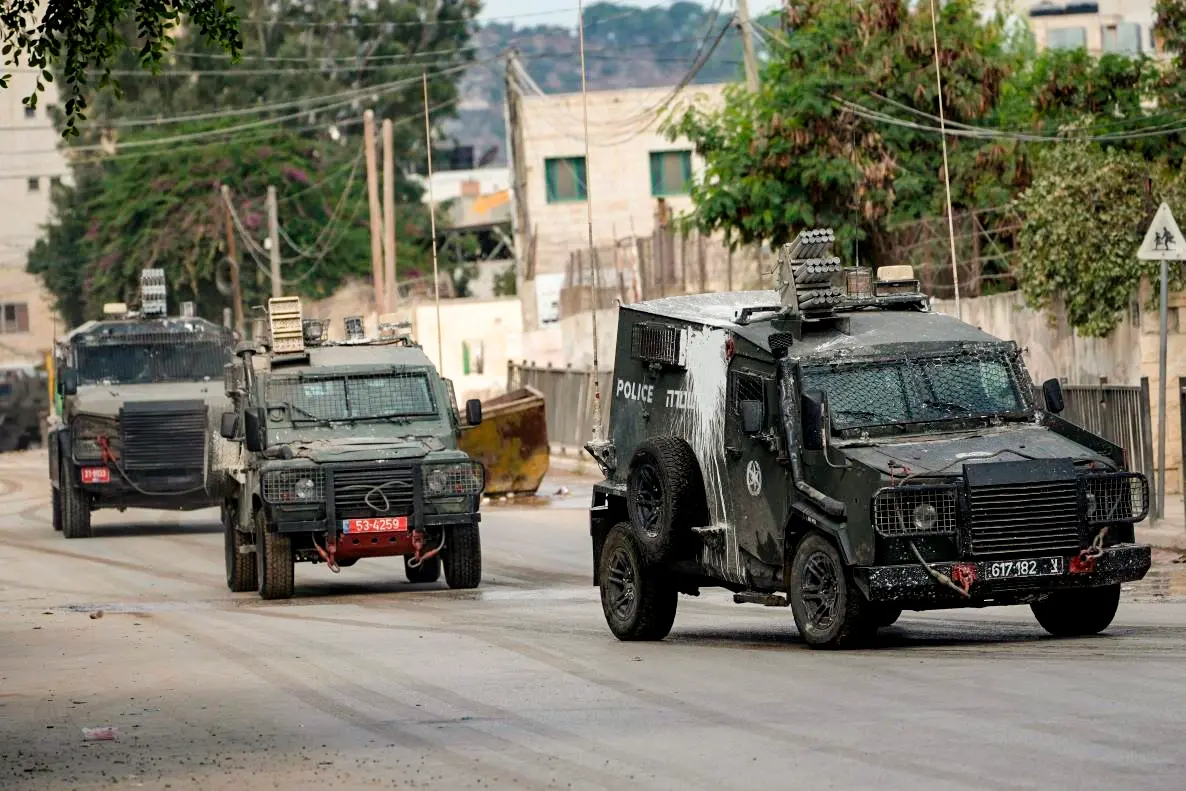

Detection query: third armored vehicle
xmin=586 ymin=229 xmax=1152 ymax=649
xmin=220 ymin=297 xmax=487 ymax=599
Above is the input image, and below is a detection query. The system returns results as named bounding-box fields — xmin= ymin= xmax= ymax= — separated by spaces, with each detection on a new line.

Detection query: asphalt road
xmin=2 ymin=450 xmax=1186 ymax=790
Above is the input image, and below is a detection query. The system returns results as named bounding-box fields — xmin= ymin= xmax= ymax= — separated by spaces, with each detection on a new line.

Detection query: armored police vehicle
xmin=48 ymin=269 xmax=236 ymax=539
xmin=0 ymin=363 xmax=49 ymax=451
xmin=220 ymin=297 xmax=486 ymax=600
xmin=586 ymin=229 xmax=1152 ymax=649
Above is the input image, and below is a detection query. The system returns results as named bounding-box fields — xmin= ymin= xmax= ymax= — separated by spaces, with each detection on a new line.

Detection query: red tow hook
xmin=1071 ymin=527 xmax=1109 ymax=574
xmin=409 ymin=529 xmax=444 ymax=565
xmin=96 ymin=435 xmax=116 ymax=465
xmin=313 ymin=531 xmax=340 ymax=573
xmin=950 ymin=563 xmax=977 ymax=596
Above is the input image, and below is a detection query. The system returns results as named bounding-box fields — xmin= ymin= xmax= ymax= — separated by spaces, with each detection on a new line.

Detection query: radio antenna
xmin=578 ymin=0 xmax=603 ymax=441
xmin=422 ymin=70 xmax=445 ymax=371
xmin=928 ymin=0 xmax=961 ymax=319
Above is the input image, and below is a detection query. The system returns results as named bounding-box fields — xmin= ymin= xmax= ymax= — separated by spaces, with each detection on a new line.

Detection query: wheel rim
xmin=631 ymin=461 xmax=663 ymax=537
xmin=800 ymin=550 xmax=841 ymax=631
xmin=605 ymin=546 xmax=639 ymax=622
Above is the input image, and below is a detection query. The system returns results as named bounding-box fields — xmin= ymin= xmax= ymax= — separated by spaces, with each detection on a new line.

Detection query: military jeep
xmin=220 ymin=297 xmax=486 ymax=600
xmin=586 ymin=229 xmax=1152 ymax=649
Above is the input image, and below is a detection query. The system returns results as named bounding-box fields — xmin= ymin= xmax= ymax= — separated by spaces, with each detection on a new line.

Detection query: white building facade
xmin=1010 ymin=1 xmax=1159 ymax=55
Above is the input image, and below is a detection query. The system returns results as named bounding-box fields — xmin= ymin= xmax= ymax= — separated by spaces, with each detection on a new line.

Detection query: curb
xmin=1137 ymin=523 xmax=1186 ymax=552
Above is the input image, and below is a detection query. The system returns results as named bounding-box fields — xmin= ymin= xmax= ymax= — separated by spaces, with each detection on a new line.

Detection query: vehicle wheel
xmin=1031 ymin=584 xmax=1121 ymax=637
xmin=255 ymin=510 xmax=294 ymax=600
xmin=224 ymin=501 xmax=257 ymax=593
xmin=599 ymin=522 xmax=678 ymax=641
xmin=626 ymin=437 xmax=708 ymax=564
xmin=789 ymin=532 xmax=872 ymax=649
xmin=871 ymin=605 xmax=902 ymax=629
xmin=60 ymin=461 xmax=92 ymax=539
xmin=442 ymin=524 xmax=481 ymax=589
xmin=51 ymin=484 xmax=62 ymax=531
xmin=405 ymin=554 xmax=442 ymax=584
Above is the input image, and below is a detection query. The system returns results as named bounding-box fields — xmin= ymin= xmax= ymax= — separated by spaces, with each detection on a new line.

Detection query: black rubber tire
xmin=224 ymin=501 xmax=257 ymax=593
xmin=404 ymin=554 xmax=442 ymax=584
xmin=626 ymin=437 xmax=708 ymax=564
xmin=60 ymin=461 xmax=92 ymax=540
xmin=872 ymin=605 xmax=902 ymax=629
xmin=789 ymin=532 xmax=873 ymax=649
xmin=51 ymin=484 xmax=63 ymax=531
xmin=1031 ymin=584 xmax=1121 ymax=637
xmin=599 ymin=522 xmax=678 ymax=641
xmin=255 ymin=510 xmax=294 ymax=600
xmin=442 ymin=524 xmax=481 ymax=589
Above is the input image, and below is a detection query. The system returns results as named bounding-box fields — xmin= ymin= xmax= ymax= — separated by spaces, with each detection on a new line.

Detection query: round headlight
xmin=294 ymin=478 xmax=316 ymax=500
xmin=426 ymin=468 xmax=449 ymax=494
xmin=1085 ymin=491 xmax=1097 ymax=517
xmin=912 ymin=503 xmax=938 ymax=531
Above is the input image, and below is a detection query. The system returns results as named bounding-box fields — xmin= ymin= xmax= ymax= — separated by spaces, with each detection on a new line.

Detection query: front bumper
xmin=856 ymin=544 xmax=1152 ymax=605
xmin=73 ymin=462 xmax=216 ymax=510
xmin=272 ymin=511 xmax=481 ymax=534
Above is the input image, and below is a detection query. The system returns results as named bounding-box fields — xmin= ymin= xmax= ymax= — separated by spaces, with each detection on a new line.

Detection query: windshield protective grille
xmin=76 ymin=340 xmax=231 ymax=385
xmin=802 ymin=349 xmax=1029 ymax=430
xmin=266 ymin=372 xmax=436 ymax=423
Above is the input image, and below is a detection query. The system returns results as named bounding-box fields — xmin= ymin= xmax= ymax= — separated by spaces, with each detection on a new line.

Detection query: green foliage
xmin=0 ymin=0 xmax=242 ymax=135
xmin=666 ymin=0 xmax=1021 ymax=262
xmin=1016 ymin=143 xmax=1186 ymax=337
xmin=492 ymin=264 xmax=517 ymax=297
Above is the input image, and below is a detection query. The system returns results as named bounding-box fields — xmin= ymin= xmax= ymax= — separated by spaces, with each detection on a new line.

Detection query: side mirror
xmin=243 ymin=407 xmax=266 ymax=452
xmin=1041 ymin=378 xmax=1065 ymax=414
xmin=740 ymin=399 xmax=764 ymax=434
xmin=60 ymin=369 xmax=78 ymax=396
xmin=219 ymin=411 xmax=239 ymax=440
xmin=465 ymin=398 xmax=483 ymax=426
xmin=800 ymin=390 xmax=828 ymax=451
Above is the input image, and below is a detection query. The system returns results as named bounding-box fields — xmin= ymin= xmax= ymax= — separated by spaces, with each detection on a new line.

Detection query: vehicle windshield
xmin=75 ymin=341 xmax=229 ymax=385
xmin=800 ymin=352 xmax=1029 ymax=430
xmin=265 ymin=372 xmax=438 ymax=424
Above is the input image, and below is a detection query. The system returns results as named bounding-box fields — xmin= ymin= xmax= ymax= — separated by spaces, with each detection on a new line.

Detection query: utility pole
xmin=363 ymin=109 xmax=385 ymax=313
xmin=266 ymin=185 xmax=281 ymax=299
xmin=220 ymin=184 xmax=244 ymax=335
xmin=382 ymin=117 xmax=397 ymax=313
xmin=737 ymin=0 xmax=760 ymax=92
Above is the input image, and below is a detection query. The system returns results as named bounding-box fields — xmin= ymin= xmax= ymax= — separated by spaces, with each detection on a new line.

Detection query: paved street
xmin=2 ymin=450 xmax=1186 ymax=790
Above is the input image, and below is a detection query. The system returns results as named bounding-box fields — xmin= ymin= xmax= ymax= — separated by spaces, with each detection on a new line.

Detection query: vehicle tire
xmin=626 ymin=437 xmax=708 ymax=564
xmin=59 ymin=460 xmax=92 ymax=540
xmin=1031 ymin=584 xmax=1121 ymax=637
xmin=255 ymin=511 xmax=294 ymax=600
xmin=442 ymin=524 xmax=481 ymax=589
xmin=599 ymin=522 xmax=678 ymax=641
xmin=51 ymin=484 xmax=62 ymax=532
xmin=404 ymin=554 xmax=442 ymax=584
xmin=224 ymin=501 xmax=257 ymax=593
xmin=789 ymin=532 xmax=873 ymax=649
xmin=871 ymin=605 xmax=902 ymax=629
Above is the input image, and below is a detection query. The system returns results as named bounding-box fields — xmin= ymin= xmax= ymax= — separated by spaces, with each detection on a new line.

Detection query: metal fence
xmin=507 ymin=362 xmax=611 ymax=451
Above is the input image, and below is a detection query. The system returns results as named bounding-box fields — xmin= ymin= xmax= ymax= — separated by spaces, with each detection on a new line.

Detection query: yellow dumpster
xmin=460 ymin=386 xmax=550 ymax=496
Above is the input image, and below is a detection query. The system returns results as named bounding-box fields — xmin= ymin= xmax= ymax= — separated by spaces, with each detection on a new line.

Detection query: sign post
xmin=1137 ymin=202 xmax=1186 ymax=522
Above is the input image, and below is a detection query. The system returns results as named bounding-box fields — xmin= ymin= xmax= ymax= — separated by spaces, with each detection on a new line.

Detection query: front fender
xmin=787 ymin=500 xmax=857 ymax=565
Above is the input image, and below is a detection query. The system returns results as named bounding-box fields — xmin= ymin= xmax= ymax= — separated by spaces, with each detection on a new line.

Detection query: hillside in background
xmin=446 ymin=1 xmax=770 ymax=166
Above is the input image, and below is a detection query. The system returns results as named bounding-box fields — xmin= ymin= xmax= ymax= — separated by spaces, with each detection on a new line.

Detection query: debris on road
xmin=89 ymin=610 xmax=103 ymax=620
xmin=81 ymin=726 xmax=118 ymax=741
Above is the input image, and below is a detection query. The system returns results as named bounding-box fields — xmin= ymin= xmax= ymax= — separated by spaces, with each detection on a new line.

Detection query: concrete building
xmin=1013 ymin=1 xmax=1158 ymax=55
xmin=0 ymin=70 xmax=67 ymax=364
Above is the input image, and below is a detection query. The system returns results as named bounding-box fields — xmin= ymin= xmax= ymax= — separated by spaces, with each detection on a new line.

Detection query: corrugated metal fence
xmin=507 ymin=362 xmax=612 ymax=452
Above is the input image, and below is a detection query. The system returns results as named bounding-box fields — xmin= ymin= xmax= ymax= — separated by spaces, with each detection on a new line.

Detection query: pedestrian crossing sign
xmin=1138 ymin=203 xmax=1186 ymax=261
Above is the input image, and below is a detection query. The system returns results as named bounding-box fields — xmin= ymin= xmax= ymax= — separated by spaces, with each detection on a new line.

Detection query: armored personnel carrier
xmin=47 ymin=270 xmax=236 ymax=538
xmin=0 ymin=363 xmax=49 ymax=451
xmin=219 ymin=297 xmax=487 ymax=599
xmin=586 ymin=229 xmax=1152 ymax=649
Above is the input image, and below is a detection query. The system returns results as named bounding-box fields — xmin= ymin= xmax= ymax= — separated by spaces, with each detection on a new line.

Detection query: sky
xmin=476 ymin=0 xmax=783 ymax=29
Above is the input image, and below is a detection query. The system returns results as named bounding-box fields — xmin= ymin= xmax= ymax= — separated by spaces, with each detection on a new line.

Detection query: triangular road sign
xmin=1138 ymin=203 xmax=1186 ymax=261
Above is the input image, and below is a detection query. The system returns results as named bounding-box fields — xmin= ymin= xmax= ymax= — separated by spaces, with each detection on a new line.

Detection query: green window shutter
xmin=679 ymin=151 xmax=692 ymax=192
xmin=545 ymin=159 xmax=557 ymax=203
xmin=649 ymin=152 xmax=662 ymax=196
xmin=574 ymin=157 xmax=588 ymax=200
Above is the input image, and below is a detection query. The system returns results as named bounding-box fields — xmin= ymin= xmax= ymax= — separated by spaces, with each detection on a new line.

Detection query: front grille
xmin=120 ymin=401 xmax=207 ymax=471
xmin=967 ymin=480 xmax=1082 ymax=557
xmin=333 ymin=466 xmax=416 ymax=519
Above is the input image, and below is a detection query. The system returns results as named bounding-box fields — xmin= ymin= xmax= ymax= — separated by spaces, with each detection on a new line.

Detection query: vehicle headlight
xmin=71 ymin=415 xmax=119 ymax=461
xmin=1085 ymin=491 xmax=1097 ymax=518
xmin=422 ymin=461 xmax=485 ymax=498
xmin=263 ymin=468 xmax=325 ymax=504
xmin=912 ymin=503 xmax=938 ymax=531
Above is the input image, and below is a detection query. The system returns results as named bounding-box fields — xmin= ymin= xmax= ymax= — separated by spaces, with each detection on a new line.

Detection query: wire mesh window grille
xmin=1085 ymin=473 xmax=1148 ymax=524
xmin=265 ymin=372 xmax=437 ymax=423
xmin=802 ymin=350 xmax=1029 ymax=430
xmin=262 ymin=468 xmax=326 ymax=504
xmin=424 ymin=462 xmax=485 ymax=497
xmin=71 ymin=322 xmax=233 ymax=386
xmin=873 ymin=486 xmax=959 ymax=537
xmin=731 ymin=372 xmax=765 ymax=414
xmin=631 ymin=323 xmax=684 ymax=367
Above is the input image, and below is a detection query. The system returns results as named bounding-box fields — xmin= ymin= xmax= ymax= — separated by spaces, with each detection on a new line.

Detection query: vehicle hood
xmin=279 ymin=434 xmax=450 ymax=464
xmin=72 ymin=382 xmax=230 ymax=419
xmin=840 ymin=424 xmax=1109 ymax=478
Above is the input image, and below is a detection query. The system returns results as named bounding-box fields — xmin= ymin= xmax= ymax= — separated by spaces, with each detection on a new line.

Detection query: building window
xmin=26 ymin=177 xmax=39 ymax=192
xmin=23 ymin=105 xmax=35 ymax=119
xmin=544 ymin=156 xmax=587 ymax=203
xmin=50 ymin=176 xmax=61 ymax=188
xmin=0 ymin=303 xmax=29 ymax=334
xmin=1103 ymin=22 xmax=1142 ymax=55
xmin=650 ymin=150 xmax=693 ymax=196
xmin=1046 ymin=26 xmax=1087 ymax=50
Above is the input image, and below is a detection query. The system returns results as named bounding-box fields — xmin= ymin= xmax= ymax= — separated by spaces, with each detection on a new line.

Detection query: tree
xmin=665 ymin=0 xmax=1021 ymax=264
xmin=0 ymin=0 xmax=242 ymax=135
